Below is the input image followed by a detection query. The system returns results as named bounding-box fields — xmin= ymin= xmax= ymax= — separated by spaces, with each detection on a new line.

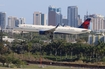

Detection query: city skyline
xmin=0 ymin=0 xmax=105 ymax=24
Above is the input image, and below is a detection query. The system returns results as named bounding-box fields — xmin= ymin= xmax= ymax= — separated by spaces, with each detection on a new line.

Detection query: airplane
xmin=13 ymin=18 xmax=91 ymax=39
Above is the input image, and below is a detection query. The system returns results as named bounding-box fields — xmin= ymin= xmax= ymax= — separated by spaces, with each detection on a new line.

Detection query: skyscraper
xmin=62 ymin=16 xmax=68 ymax=26
xmin=15 ymin=19 xmax=20 ymax=27
xmin=20 ymin=17 xmax=25 ymax=24
xmin=84 ymin=14 xmax=105 ymax=31
xmin=77 ymin=15 xmax=82 ymax=26
xmin=67 ymin=6 xmax=78 ymax=27
xmin=33 ymin=12 xmax=41 ymax=25
xmin=48 ymin=6 xmax=62 ymax=26
xmin=41 ymin=14 xmax=46 ymax=25
xmin=33 ymin=12 xmax=46 ymax=25
xmin=0 ymin=12 xmax=6 ymax=30
xmin=7 ymin=16 xmax=20 ymax=29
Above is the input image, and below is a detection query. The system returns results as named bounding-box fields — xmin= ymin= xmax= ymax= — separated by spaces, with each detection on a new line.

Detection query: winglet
xmin=45 ymin=23 xmax=59 ymax=32
xmin=55 ymin=23 xmax=59 ymax=28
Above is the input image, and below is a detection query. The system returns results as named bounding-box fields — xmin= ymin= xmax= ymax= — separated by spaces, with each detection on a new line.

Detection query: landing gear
xmin=20 ymin=31 xmax=24 ymax=45
xmin=49 ymin=34 xmax=53 ymax=42
xmin=49 ymin=34 xmax=53 ymax=39
xmin=46 ymin=32 xmax=54 ymax=42
xmin=21 ymin=31 xmax=23 ymax=36
xmin=0 ymin=29 xmax=2 ymax=42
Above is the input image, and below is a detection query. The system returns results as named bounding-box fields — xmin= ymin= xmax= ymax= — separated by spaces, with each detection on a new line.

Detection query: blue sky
xmin=0 ymin=0 xmax=105 ymax=24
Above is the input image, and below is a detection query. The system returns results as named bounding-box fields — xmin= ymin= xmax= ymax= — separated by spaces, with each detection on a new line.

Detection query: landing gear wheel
xmin=49 ymin=34 xmax=53 ymax=42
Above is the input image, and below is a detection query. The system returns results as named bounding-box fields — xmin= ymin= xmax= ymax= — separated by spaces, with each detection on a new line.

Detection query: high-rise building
xmin=0 ymin=12 xmax=6 ymax=30
xmin=77 ymin=15 xmax=82 ymax=26
xmin=15 ymin=19 xmax=20 ymax=27
xmin=88 ymin=34 xmax=105 ymax=45
xmin=62 ymin=16 xmax=68 ymax=26
xmin=41 ymin=14 xmax=46 ymax=25
xmin=7 ymin=16 xmax=17 ymax=29
xmin=20 ymin=17 xmax=25 ymax=24
xmin=67 ymin=6 xmax=78 ymax=27
xmin=56 ymin=11 xmax=62 ymax=25
xmin=33 ymin=12 xmax=46 ymax=25
xmin=33 ymin=12 xmax=41 ymax=25
xmin=84 ymin=14 xmax=105 ymax=31
xmin=7 ymin=16 xmax=18 ymax=29
xmin=48 ymin=6 xmax=62 ymax=26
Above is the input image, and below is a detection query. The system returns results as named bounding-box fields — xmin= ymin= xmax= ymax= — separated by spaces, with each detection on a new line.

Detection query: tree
xmin=26 ymin=41 xmax=32 ymax=59
xmin=5 ymin=55 xmax=13 ymax=67
xmin=0 ymin=42 xmax=8 ymax=55
xmin=0 ymin=55 xmax=6 ymax=66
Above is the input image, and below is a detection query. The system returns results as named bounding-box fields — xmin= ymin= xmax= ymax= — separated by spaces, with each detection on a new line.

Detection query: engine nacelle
xmin=39 ymin=31 xmax=46 ymax=35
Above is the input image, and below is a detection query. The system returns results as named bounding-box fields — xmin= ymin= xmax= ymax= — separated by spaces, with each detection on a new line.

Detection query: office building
xmin=0 ymin=12 xmax=6 ymax=29
xmin=33 ymin=12 xmax=46 ymax=25
xmin=77 ymin=15 xmax=82 ymax=26
xmin=15 ymin=19 xmax=20 ymax=27
xmin=20 ymin=17 xmax=25 ymax=24
xmin=67 ymin=6 xmax=78 ymax=27
xmin=33 ymin=12 xmax=41 ymax=25
xmin=7 ymin=16 xmax=25 ymax=29
xmin=84 ymin=14 xmax=105 ymax=31
xmin=48 ymin=6 xmax=62 ymax=26
xmin=41 ymin=14 xmax=46 ymax=25
xmin=62 ymin=16 xmax=68 ymax=26
xmin=7 ymin=16 xmax=18 ymax=29
xmin=88 ymin=34 xmax=105 ymax=45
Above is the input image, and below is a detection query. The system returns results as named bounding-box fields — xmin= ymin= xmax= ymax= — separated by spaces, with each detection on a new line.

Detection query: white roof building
xmin=3 ymin=36 xmax=14 ymax=43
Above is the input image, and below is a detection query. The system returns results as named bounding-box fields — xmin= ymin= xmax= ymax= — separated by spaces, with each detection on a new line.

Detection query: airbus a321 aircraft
xmin=14 ymin=18 xmax=91 ymax=39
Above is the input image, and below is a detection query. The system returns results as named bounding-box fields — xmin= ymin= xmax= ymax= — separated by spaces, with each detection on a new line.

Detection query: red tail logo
xmin=79 ymin=18 xmax=91 ymax=29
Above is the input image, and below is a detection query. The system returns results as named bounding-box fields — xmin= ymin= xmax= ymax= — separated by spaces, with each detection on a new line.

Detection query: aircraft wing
xmin=81 ymin=29 xmax=91 ymax=33
xmin=39 ymin=24 xmax=59 ymax=35
xmin=81 ymin=30 xmax=89 ymax=32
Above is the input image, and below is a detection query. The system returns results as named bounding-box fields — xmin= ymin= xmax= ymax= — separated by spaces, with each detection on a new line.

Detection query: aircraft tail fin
xmin=79 ymin=18 xmax=91 ymax=29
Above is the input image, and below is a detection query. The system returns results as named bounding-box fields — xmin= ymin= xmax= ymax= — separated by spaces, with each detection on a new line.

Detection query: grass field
xmin=0 ymin=64 xmax=91 ymax=69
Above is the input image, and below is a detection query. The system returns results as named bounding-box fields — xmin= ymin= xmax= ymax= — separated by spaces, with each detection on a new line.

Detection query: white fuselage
xmin=14 ymin=24 xmax=91 ymax=34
